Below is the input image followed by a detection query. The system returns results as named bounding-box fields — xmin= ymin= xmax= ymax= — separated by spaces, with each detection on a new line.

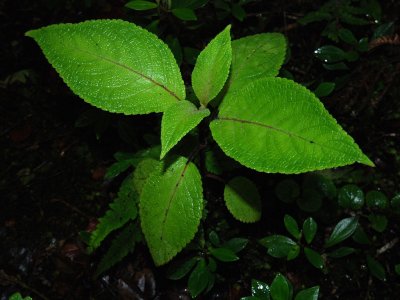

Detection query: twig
xmin=376 ymin=237 xmax=399 ymax=256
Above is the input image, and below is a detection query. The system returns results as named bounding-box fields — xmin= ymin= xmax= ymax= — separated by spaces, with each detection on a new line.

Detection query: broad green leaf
xmin=366 ymin=190 xmax=388 ymax=209
xmin=229 ymin=33 xmax=286 ymax=92
xmin=294 ymin=286 xmax=319 ymax=300
xmin=284 ymin=214 xmax=301 ymax=240
xmin=8 ymin=293 xmax=32 ymax=300
xmin=211 ymin=77 xmax=373 ymax=174
xmin=224 ymin=176 xmax=261 ymax=223
xmin=367 ymin=255 xmax=387 ymax=281
xmin=140 ymin=156 xmax=203 ymax=265
xmin=133 ymin=158 xmax=162 ymax=195
xmin=192 ymin=25 xmax=232 ymax=106
xmin=210 ymin=247 xmax=239 ymax=262
xmin=188 ymin=259 xmax=212 ymax=298
xmin=166 ymin=256 xmax=198 ymax=280
xmin=26 ymin=20 xmax=185 ymax=115
xmin=338 ymin=184 xmax=364 ymax=210
xmin=303 ymin=217 xmax=317 ymax=244
xmin=251 ymin=279 xmax=271 ymax=300
xmin=125 ymin=0 xmax=158 ymax=10
xmin=304 ymin=247 xmax=324 ymax=269
xmin=270 ymin=273 xmax=291 ymax=300
xmin=89 ymin=174 xmax=137 ymax=252
xmin=161 ymin=101 xmax=210 ymax=158
xmin=95 ymin=222 xmax=137 ymax=276
xmin=172 ymin=8 xmax=197 ymax=21
xmin=259 ymin=235 xmax=298 ymax=259
xmin=325 ymin=216 xmax=358 ymax=248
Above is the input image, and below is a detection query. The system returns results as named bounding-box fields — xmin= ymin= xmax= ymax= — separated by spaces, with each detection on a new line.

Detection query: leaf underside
xmin=211 ymin=77 xmax=373 ymax=174
xmin=140 ymin=156 xmax=203 ymax=266
xmin=229 ymin=33 xmax=287 ymax=92
xmin=26 ymin=19 xmax=185 ymax=115
xmin=161 ymin=101 xmax=210 ymax=158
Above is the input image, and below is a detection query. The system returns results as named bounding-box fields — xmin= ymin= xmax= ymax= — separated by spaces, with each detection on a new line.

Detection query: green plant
xmin=241 ymin=273 xmax=319 ymax=300
xmin=26 ymin=19 xmax=373 ymax=270
xmin=8 ymin=293 xmax=32 ymax=300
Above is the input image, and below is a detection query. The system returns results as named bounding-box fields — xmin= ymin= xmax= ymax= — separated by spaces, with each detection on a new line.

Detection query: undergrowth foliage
xmin=26 ymin=19 xmax=373 ymax=276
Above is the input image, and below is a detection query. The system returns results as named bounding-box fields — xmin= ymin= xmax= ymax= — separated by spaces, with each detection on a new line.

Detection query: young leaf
xmin=125 ymin=0 xmax=158 ymax=10
xmin=26 ymin=20 xmax=185 ymax=115
xmin=224 ymin=176 xmax=261 ymax=223
xmin=303 ymin=217 xmax=317 ymax=244
xmin=229 ymin=33 xmax=286 ymax=92
xmin=270 ymin=273 xmax=291 ymax=300
xmin=161 ymin=101 xmax=210 ymax=158
xmin=192 ymin=25 xmax=232 ymax=106
xmin=251 ymin=279 xmax=271 ymax=299
xmin=304 ymin=247 xmax=324 ymax=269
xmin=284 ymin=214 xmax=301 ymax=240
xmin=95 ymin=222 xmax=137 ymax=276
xmin=188 ymin=259 xmax=212 ymax=298
xmin=211 ymin=77 xmax=373 ymax=174
xmin=367 ymin=255 xmax=387 ymax=281
xmin=209 ymin=247 xmax=239 ymax=262
xmin=140 ymin=156 xmax=203 ymax=265
xmin=294 ymin=286 xmax=319 ymax=300
xmin=89 ymin=175 xmax=138 ymax=251
xmin=325 ymin=216 xmax=358 ymax=248
xmin=259 ymin=235 xmax=298 ymax=259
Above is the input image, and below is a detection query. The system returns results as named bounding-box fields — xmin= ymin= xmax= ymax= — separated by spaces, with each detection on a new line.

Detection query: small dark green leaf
xmin=338 ymin=28 xmax=358 ymax=45
xmin=171 ymin=0 xmax=208 ymax=9
xmin=304 ymin=247 xmax=324 ymax=269
xmin=287 ymin=244 xmax=301 ymax=261
xmin=210 ymin=247 xmax=239 ymax=262
xmin=297 ymin=189 xmax=322 ymax=213
xmin=356 ymin=37 xmax=369 ymax=52
xmin=270 ymin=273 xmax=291 ymax=300
xmin=314 ymin=45 xmax=347 ymax=63
xmin=366 ymin=191 xmax=388 ymax=209
xmin=367 ymin=255 xmax=387 ymax=281
xmin=328 ymin=246 xmax=356 ymax=258
xmin=372 ymin=22 xmax=394 ymax=39
xmin=172 ymin=8 xmax=197 ymax=21
xmin=391 ymin=194 xmax=400 ymax=211
xmin=188 ymin=259 xmax=212 ymax=298
xmin=294 ymin=286 xmax=319 ymax=300
xmin=368 ymin=214 xmax=388 ymax=232
xmin=299 ymin=11 xmax=332 ymax=25
xmin=325 ymin=217 xmax=358 ymax=248
xmin=303 ymin=217 xmax=317 ymax=244
xmin=105 ymin=159 xmax=134 ymax=180
xmin=232 ymin=4 xmax=246 ymax=21
xmin=208 ymin=257 xmax=217 ymax=272
xmin=165 ymin=36 xmax=183 ymax=66
xmin=259 ymin=235 xmax=298 ymax=259
xmin=395 ymin=264 xmax=400 ymax=275
xmin=284 ymin=214 xmax=301 ymax=240
xmin=209 ymin=230 xmax=221 ymax=247
xmin=275 ymin=179 xmax=300 ymax=203
xmin=322 ymin=62 xmax=349 ymax=71
xmin=314 ymin=82 xmax=335 ymax=98
xmin=223 ymin=238 xmax=248 ymax=253
xmin=251 ymin=279 xmax=271 ymax=299
xmin=338 ymin=184 xmax=364 ymax=210
xmin=125 ymin=0 xmax=157 ymax=10
xmin=166 ymin=257 xmax=198 ymax=280
xmin=352 ymin=226 xmax=371 ymax=245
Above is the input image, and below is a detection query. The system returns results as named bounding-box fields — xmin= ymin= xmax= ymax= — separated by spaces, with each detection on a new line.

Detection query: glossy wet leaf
xmin=303 ymin=217 xmax=317 ymax=244
xmin=166 ymin=257 xmax=198 ymax=280
xmin=259 ymin=235 xmax=298 ymax=259
xmin=368 ymin=214 xmax=388 ymax=232
xmin=192 ymin=25 xmax=232 ymax=106
xmin=26 ymin=20 xmax=185 ymax=115
xmin=270 ymin=273 xmax=291 ymax=300
xmin=366 ymin=191 xmax=388 ymax=209
xmin=338 ymin=184 xmax=364 ymax=210
xmin=188 ymin=259 xmax=212 ymax=298
xmin=224 ymin=176 xmax=261 ymax=223
xmin=251 ymin=279 xmax=271 ymax=300
xmin=284 ymin=214 xmax=301 ymax=240
xmin=325 ymin=216 xmax=358 ymax=248
xmin=367 ymin=255 xmax=387 ymax=281
xmin=314 ymin=82 xmax=335 ymax=98
xmin=314 ymin=45 xmax=347 ymax=63
xmin=140 ymin=156 xmax=203 ymax=265
xmin=222 ymin=238 xmax=248 ymax=253
xmin=294 ymin=286 xmax=319 ymax=300
xmin=275 ymin=179 xmax=300 ymax=203
xmin=210 ymin=247 xmax=239 ymax=262
xmin=125 ymin=0 xmax=158 ymax=10
xmin=304 ymin=247 xmax=324 ymax=269
xmin=328 ymin=246 xmax=356 ymax=258
xmin=229 ymin=33 xmax=286 ymax=92
xmin=172 ymin=8 xmax=197 ymax=21
xmin=161 ymin=101 xmax=210 ymax=158
xmin=211 ymin=77 xmax=373 ymax=174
